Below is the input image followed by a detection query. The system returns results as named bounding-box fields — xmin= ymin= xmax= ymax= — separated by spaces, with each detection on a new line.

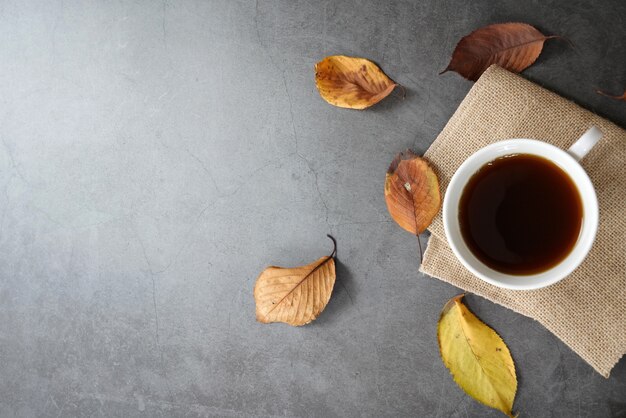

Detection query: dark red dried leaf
xmin=442 ymin=22 xmax=558 ymax=81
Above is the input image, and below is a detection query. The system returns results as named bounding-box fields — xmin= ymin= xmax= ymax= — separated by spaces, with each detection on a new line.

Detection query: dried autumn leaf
xmin=442 ymin=22 xmax=559 ymax=81
xmin=596 ymin=89 xmax=626 ymax=101
xmin=254 ymin=235 xmax=337 ymax=326
xmin=384 ymin=150 xmax=441 ymax=235
xmin=438 ymin=294 xmax=517 ymax=418
xmin=315 ymin=55 xmax=398 ymax=109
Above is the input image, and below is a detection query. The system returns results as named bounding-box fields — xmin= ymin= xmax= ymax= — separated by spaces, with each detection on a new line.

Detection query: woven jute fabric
xmin=420 ymin=65 xmax=626 ymax=378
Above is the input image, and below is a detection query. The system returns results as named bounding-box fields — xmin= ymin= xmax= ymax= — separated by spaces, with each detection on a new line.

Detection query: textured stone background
xmin=0 ymin=0 xmax=624 ymax=417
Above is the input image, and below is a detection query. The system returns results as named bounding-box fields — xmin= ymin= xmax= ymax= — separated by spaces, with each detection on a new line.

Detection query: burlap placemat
xmin=419 ymin=65 xmax=626 ymax=378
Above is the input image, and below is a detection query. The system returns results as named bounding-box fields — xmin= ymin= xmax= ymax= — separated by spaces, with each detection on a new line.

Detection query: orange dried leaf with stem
xmin=315 ymin=55 xmax=400 ymax=109
xmin=384 ymin=150 xmax=441 ymax=261
xmin=254 ymin=235 xmax=337 ymax=326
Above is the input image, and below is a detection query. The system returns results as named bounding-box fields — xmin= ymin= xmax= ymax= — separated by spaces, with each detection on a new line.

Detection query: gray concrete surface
xmin=1 ymin=0 xmax=625 ymax=417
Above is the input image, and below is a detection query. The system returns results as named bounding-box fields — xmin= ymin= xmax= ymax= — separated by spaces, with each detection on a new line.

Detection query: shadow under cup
xmin=443 ymin=139 xmax=598 ymax=291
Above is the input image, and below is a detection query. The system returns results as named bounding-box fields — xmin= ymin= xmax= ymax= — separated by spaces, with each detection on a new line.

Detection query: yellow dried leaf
xmin=438 ymin=294 xmax=517 ymax=417
xmin=254 ymin=236 xmax=336 ymax=326
xmin=315 ymin=55 xmax=398 ymax=109
xmin=384 ymin=150 xmax=441 ymax=235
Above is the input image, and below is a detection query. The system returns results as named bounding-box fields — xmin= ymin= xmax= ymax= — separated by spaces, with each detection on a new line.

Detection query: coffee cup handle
xmin=567 ymin=126 xmax=603 ymax=161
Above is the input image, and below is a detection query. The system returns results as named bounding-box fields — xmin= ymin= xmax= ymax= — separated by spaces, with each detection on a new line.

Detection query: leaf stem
xmin=326 ymin=234 xmax=337 ymax=259
xmin=396 ymin=83 xmax=406 ymax=99
xmin=416 ymin=233 xmax=423 ymax=264
xmin=596 ymin=89 xmax=625 ymax=100
xmin=547 ymin=35 xmax=574 ymax=49
xmin=262 ymin=235 xmax=338 ymax=317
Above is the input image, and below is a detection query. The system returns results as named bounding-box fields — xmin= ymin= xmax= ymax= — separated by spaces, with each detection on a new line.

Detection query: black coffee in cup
xmin=459 ymin=154 xmax=583 ymax=275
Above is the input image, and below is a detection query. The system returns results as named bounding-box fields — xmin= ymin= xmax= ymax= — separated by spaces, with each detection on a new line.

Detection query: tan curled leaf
xmin=384 ymin=150 xmax=441 ymax=235
xmin=254 ymin=235 xmax=336 ymax=326
xmin=442 ymin=22 xmax=559 ymax=81
xmin=438 ymin=294 xmax=517 ymax=418
xmin=315 ymin=55 xmax=398 ymax=109
xmin=596 ymin=89 xmax=626 ymax=101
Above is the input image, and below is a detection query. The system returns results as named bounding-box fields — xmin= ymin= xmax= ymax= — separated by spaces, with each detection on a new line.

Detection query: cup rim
xmin=443 ymin=138 xmax=598 ymax=290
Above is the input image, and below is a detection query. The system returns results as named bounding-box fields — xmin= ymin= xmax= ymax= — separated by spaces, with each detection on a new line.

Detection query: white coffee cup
xmin=443 ymin=127 xmax=602 ymax=290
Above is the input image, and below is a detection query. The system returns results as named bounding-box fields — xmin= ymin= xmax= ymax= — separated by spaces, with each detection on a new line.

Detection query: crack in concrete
xmin=254 ymin=1 xmax=331 ymax=231
xmin=331 ymin=220 xmax=393 ymax=228
xmin=1 ymin=137 xmax=29 ymax=186
xmin=152 ymin=199 xmax=222 ymax=275
xmin=133 ymin=227 xmax=174 ymax=401
xmin=74 ymin=390 xmax=285 ymax=418
xmin=254 ymin=0 xmax=263 ymax=48
xmin=279 ymin=69 xmax=332 ymax=230
xmin=0 ymin=178 xmax=11 ymax=238
xmin=299 ymin=154 xmax=332 ymax=231
xmin=184 ymin=148 xmax=222 ymax=195
xmin=161 ymin=0 xmax=168 ymax=50
xmin=147 ymin=151 xmax=294 ymax=277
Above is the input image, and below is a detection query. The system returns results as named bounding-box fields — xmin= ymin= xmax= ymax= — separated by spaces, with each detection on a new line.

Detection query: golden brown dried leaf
xmin=442 ymin=22 xmax=558 ymax=81
xmin=384 ymin=150 xmax=441 ymax=235
xmin=315 ymin=55 xmax=397 ymax=109
xmin=438 ymin=294 xmax=517 ymax=417
xmin=596 ymin=89 xmax=626 ymax=101
xmin=254 ymin=236 xmax=336 ymax=326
